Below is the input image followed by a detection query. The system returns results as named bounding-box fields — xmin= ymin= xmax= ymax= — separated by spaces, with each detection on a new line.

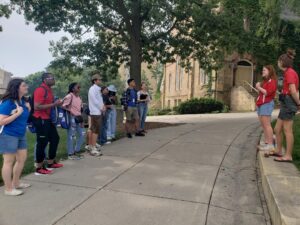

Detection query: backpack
xmin=57 ymin=94 xmax=73 ymax=129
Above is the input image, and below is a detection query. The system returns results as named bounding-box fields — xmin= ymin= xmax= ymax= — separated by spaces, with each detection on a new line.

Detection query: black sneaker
xmin=127 ymin=133 xmax=132 ymax=138
xmin=135 ymin=132 xmax=145 ymax=137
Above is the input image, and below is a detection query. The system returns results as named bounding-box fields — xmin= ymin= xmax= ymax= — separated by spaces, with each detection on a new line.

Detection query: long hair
xmin=278 ymin=48 xmax=296 ymax=68
xmin=264 ymin=65 xmax=277 ymax=80
xmin=68 ymin=82 xmax=78 ymax=94
xmin=1 ymin=78 xmax=25 ymax=102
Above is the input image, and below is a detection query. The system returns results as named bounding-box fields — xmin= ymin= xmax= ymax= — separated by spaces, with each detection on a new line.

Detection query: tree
xmin=0 ymin=3 xmax=11 ymax=32
xmin=11 ymin=0 xmax=200 ymax=86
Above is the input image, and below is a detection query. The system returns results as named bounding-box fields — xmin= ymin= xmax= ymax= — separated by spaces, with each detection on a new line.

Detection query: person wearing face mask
xmin=256 ymin=65 xmax=277 ymax=152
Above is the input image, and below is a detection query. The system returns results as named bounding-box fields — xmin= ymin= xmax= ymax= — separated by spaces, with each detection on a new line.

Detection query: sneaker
xmin=74 ymin=152 xmax=84 ymax=159
xmin=107 ymin=137 xmax=112 ymax=141
xmin=35 ymin=167 xmax=53 ymax=175
xmin=14 ymin=183 xmax=31 ymax=189
xmin=90 ymin=147 xmax=102 ymax=156
xmin=127 ymin=133 xmax=132 ymax=138
xmin=105 ymin=141 xmax=111 ymax=145
xmin=95 ymin=143 xmax=103 ymax=150
xmin=85 ymin=145 xmax=91 ymax=151
xmin=68 ymin=154 xmax=79 ymax=160
xmin=4 ymin=189 xmax=23 ymax=196
xmin=258 ymin=144 xmax=275 ymax=151
xmin=135 ymin=132 xmax=145 ymax=137
xmin=48 ymin=161 xmax=64 ymax=169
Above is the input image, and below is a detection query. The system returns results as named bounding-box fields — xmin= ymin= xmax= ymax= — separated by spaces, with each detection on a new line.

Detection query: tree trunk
xmin=129 ymin=39 xmax=142 ymax=87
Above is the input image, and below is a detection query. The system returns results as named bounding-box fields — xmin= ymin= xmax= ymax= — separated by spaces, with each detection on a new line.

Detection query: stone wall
xmin=230 ymin=86 xmax=256 ymax=111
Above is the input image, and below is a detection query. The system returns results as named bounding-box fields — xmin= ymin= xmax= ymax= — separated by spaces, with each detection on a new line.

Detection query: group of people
xmin=256 ymin=49 xmax=299 ymax=163
xmin=0 ymin=72 xmax=150 ymax=196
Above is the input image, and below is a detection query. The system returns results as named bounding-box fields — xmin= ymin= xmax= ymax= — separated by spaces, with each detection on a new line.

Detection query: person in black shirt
xmin=99 ymin=86 xmax=112 ymax=145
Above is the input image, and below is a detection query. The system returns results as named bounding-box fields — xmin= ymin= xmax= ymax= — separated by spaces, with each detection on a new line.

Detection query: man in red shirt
xmin=32 ymin=73 xmax=63 ymax=175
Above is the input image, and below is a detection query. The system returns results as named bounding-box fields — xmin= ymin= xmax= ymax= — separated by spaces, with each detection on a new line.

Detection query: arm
xmin=289 ymin=84 xmax=300 ymax=105
xmin=0 ymin=105 xmax=24 ymax=126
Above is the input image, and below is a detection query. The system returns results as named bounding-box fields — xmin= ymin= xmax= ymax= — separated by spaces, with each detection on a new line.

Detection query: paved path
xmin=0 ymin=112 xmax=271 ymax=225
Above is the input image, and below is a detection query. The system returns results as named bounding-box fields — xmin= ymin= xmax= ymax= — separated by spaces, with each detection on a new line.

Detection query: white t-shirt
xmin=88 ymin=84 xmax=104 ymax=115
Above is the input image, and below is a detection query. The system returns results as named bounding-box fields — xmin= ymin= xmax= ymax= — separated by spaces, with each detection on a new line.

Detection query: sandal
xmin=264 ymin=150 xmax=283 ymax=158
xmin=274 ymin=157 xmax=293 ymax=163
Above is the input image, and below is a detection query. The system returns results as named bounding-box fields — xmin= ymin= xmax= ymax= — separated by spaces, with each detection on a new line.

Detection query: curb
xmin=258 ymin=137 xmax=300 ymax=225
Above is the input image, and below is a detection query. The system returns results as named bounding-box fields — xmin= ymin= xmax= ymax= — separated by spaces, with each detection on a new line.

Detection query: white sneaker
xmin=258 ymin=144 xmax=275 ymax=151
xmin=4 ymin=189 xmax=24 ymax=196
xmin=85 ymin=145 xmax=91 ymax=152
xmin=90 ymin=147 xmax=102 ymax=156
xmin=14 ymin=183 xmax=31 ymax=189
xmin=105 ymin=141 xmax=111 ymax=145
xmin=95 ymin=143 xmax=103 ymax=150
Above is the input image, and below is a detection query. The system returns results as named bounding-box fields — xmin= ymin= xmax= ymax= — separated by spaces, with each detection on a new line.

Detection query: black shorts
xmin=278 ymin=95 xmax=297 ymax=120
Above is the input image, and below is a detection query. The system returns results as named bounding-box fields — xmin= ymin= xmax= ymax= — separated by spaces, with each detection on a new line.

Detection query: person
xmin=33 ymin=73 xmax=63 ymax=175
xmin=107 ymin=85 xmax=118 ymax=141
xmin=271 ymin=49 xmax=300 ymax=162
xmin=123 ymin=78 xmax=145 ymax=138
xmin=256 ymin=65 xmax=277 ymax=151
xmin=99 ymin=86 xmax=112 ymax=145
xmin=137 ymin=82 xmax=151 ymax=133
xmin=87 ymin=73 xmax=105 ymax=156
xmin=62 ymin=82 xmax=84 ymax=160
xmin=0 ymin=79 xmax=31 ymax=195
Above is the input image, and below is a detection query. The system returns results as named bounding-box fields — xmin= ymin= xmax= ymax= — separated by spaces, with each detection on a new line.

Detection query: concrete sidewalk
xmin=0 ymin=113 xmax=270 ymax=225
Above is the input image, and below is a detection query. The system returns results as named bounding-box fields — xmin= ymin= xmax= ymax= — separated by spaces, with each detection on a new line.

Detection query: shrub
xmin=175 ymin=98 xmax=224 ymax=114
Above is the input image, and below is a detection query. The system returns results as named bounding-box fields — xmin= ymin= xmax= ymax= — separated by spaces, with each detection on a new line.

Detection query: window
xmin=200 ymin=69 xmax=209 ymax=85
xmin=178 ymin=99 xmax=182 ymax=105
xmin=174 ymin=99 xmax=178 ymax=106
xmin=179 ymin=66 xmax=184 ymax=90
xmin=168 ymin=100 xmax=171 ymax=108
xmin=175 ymin=60 xmax=180 ymax=91
xmin=169 ymin=73 xmax=172 ymax=92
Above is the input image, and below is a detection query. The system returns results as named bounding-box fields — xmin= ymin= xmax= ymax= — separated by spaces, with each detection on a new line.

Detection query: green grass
xmin=272 ymin=115 xmax=300 ymax=170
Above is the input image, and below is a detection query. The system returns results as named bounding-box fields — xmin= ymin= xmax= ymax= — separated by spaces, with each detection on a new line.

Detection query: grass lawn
xmin=291 ymin=115 xmax=300 ymax=170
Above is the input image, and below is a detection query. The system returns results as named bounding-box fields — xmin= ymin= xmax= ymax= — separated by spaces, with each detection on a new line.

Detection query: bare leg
xmin=12 ymin=149 xmax=27 ymax=187
xmin=90 ymin=133 xmax=98 ymax=147
xmin=282 ymin=120 xmax=294 ymax=160
xmin=274 ymin=119 xmax=283 ymax=154
xmin=2 ymin=154 xmax=16 ymax=191
xmin=261 ymin=116 xmax=273 ymax=144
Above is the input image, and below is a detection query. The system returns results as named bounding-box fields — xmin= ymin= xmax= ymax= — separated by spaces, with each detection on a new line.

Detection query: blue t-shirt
xmin=0 ymin=99 xmax=29 ymax=137
xmin=127 ymin=89 xmax=137 ymax=107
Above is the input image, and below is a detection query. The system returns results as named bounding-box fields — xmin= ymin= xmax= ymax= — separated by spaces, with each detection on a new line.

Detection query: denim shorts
xmin=0 ymin=133 xmax=27 ymax=154
xmin=257 ymin=100 xmax=274 ymax=116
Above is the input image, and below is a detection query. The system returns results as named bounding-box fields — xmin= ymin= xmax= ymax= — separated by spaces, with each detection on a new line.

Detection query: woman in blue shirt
xmin=0 ymin=78 xmax=30 ymax=196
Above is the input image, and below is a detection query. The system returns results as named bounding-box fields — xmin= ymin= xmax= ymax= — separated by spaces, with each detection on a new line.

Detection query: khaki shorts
xmin=125 ymin=107 xmax=139 ymax=122
xmin=90 ymin=115 xmax=102 ymax=134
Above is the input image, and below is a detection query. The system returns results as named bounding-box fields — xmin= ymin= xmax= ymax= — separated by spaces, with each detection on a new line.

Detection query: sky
xmin=0 ymin=12 xmax=66 ymax=77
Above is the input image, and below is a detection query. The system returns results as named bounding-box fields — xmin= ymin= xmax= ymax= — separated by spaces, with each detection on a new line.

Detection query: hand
xmin=25 ymin=102 xmax=31 ymax=111
xmin=15 ymin=105 xmax=24 ymax=116
xmin=54 ymin=99 xmax=63 ymax=106
xmin=255 ymin=82 xmax=261 ymax=89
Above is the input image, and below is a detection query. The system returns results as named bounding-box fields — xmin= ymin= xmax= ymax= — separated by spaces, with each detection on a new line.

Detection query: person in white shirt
xmin=87 ymin=74 xmax=105 ymax=156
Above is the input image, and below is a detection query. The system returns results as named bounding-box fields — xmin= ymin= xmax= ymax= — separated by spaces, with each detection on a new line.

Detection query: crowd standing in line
xmin=1 ymin=49 xmax=299 ymax=196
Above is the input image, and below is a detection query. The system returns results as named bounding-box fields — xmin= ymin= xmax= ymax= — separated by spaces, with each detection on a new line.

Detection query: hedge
xmin=175 ymin=98 xmax=224 ymax=114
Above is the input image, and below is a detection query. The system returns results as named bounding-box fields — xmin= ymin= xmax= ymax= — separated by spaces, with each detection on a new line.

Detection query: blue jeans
xmin=107 ymin=107 xmax=117 ymax=139
xmin=99 ymin=113 xmax=108 ymax=145
xmin=138 ymin=103 xmax=148 ymax=130
xmin=67 ymin=117 xmax=84 ymax=155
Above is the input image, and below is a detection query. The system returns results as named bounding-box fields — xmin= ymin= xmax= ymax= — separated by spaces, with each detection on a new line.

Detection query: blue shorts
xmin=257 ymin=100 xmax=274 ymax=116
xmin=0 ymin=133 xmax=27 ymax=154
